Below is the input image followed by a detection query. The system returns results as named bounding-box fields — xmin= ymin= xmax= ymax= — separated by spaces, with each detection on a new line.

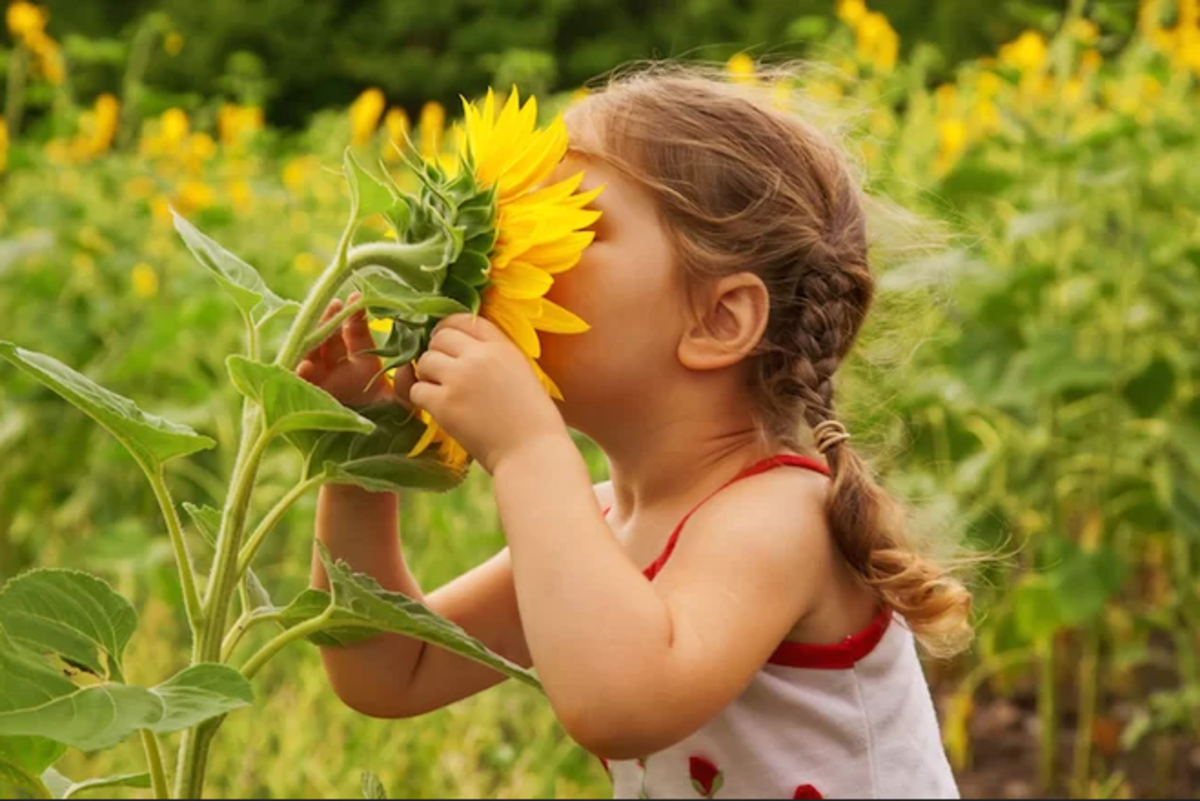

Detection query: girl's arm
xmin=312 ymin=479 xmax=616 ymax=718
xmin=492 ymin=437 xmax=829 ymax=759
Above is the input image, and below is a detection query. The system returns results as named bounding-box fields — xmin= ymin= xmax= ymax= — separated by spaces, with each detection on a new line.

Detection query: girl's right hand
xmin=296 ymin=291 xmax=415 ymax=408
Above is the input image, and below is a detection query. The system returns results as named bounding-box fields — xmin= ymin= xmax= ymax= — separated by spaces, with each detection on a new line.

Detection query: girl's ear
xmin=678 ymin=272 xmax=770 ymax=371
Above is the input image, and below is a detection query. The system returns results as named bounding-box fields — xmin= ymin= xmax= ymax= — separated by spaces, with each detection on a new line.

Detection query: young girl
xmin=298 ymin=66 xmax=972 ymax=799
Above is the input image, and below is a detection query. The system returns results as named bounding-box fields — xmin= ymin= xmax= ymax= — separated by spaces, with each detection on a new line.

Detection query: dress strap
xmin=642 ymin=454 xmax=829 ymax=580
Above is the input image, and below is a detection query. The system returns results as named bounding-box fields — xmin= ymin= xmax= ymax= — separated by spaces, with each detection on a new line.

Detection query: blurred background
xmin=1 ymin=0 xmax=1198 ymax=798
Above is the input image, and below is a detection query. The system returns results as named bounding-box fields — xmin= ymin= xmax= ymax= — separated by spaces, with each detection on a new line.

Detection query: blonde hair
xmin=569 ymin=63 xmax=973 ymax=657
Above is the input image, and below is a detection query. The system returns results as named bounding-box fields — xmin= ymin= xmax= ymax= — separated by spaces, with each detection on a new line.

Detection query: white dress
xmin=600 ymin=455 xmax=960 ymax=799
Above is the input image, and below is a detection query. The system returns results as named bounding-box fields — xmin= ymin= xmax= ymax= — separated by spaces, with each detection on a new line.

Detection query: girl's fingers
xmin=415 ymin=350 xmax=455 ymax=384
xmin=320 ymin=299 xmax=348 ymax=365
xmin=296 ymin=358 xmax=322 ymax=385
xmin=408 ymin=380 xmax=444 ymax=413
xmin=342 ymin=292 xmax=377 ymax=358
xmin=427 ymin=327 xmax=474 ymax=358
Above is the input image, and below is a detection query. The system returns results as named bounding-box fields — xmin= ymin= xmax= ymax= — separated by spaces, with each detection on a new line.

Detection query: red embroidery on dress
xmin=688 ymin=755 xmax=724 ymax=798
xmin=792 ymin=784 xmax=823 ymax=799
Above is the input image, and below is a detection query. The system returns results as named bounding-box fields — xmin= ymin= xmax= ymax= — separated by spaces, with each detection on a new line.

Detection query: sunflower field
xmin=1 ymin=0 xmax=1198 ymax=798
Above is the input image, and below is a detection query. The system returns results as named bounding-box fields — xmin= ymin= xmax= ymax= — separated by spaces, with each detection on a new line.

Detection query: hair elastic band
xmin=812 ymin=419 xmax=851 ymax=454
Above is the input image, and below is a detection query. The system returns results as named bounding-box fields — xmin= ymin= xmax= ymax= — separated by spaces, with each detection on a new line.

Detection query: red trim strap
xmin=767 ymin=606 xmax=892 ymax=669
xmin=642 ymin=455 xmax=829 ymax=581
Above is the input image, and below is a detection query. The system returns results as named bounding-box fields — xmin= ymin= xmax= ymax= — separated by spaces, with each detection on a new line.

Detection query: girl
xmin=298 ymin=66 xmax=972 ymax=798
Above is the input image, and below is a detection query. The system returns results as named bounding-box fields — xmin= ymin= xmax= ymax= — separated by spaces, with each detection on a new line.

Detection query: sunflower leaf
xmin=144 ymin=664 xmax=253 ymax=734
xmin=0 ymin=757 xmax=50 ymax=799
xmin=0 ymin=569 xmax=138 ymax=683
xmin=0 ymin=737 xmax=66 ymax=777
xmin=184 ymin=503 xmax=272 ymax=611
xmin=450 ymin=251 xmax=491 ymax=288
xmin=171 ymin=210 xmax=298 ymax=324
xmin=59 ymin=772 xmax=151 ymax=799
xmin=322 ymin=455 xmax=462 ymax=494
xmin=226 ymin=356 xmax=375 ymax=445
xmin=353 ymin=266 xmax=470 ymax=324
xmin=0 ymin=342 xmax=216 ymax=470
xmin=443 ymin=277 xmax=482 ymax=314
xmin=283 ymin=544 xmax=543 ymax=690
xmin=344 ymin=149 xmax=396 ymax=222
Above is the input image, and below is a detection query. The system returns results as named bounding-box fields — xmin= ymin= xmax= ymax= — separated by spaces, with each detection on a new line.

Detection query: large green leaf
xmin=0 ymin=630 xmax=165 ymax=751
xmin=290 ymin=544 xmax=541 ymax=689
xmin=184 ymin=503 xmax=272 ymax=610
xmin=58 ymin=772 xmax=150 ymax=799
xmin=145 ymin=664 xmax=254 ymax=734
xmin=352 ymin=266 xmax=470 ymax=325
xmin=172 ymin=210 xmax=298 ymax=324
xmin=0 ymin=738 xmax=64 ymax=778
xmin=307 ymin=403 xmax=464 ymax=493
xmin=226 ymin=356 xmax=374 ymax=443
xmin=0 ymin=570 xmax=138 ymax=682
xmin=0 ymin=757 xmax=50 ymax=799
xmin=1122 ymin=357 xmax=1176 ymax=418
xmin=322 ymin=456 xmax=462 ymax=494
xmin=0 ymin=342 xmax=215 ymax=469
xmin=0 ymin=628 xmax=253 ymax=752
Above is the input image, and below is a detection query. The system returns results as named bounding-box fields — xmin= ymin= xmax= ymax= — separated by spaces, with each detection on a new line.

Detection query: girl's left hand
xmin=409 ymin=314 xmax=568 ymax=474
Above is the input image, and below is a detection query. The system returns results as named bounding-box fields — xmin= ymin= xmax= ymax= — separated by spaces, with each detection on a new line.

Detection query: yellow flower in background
xmin=176 ymin=181 xmax=215 ymax=214
xmin=293 ymin=252 xmax=320 ymax=275
xmin=218 ymin=103 xmax=263 ymax=148
xmin=418 ymin=101 xmax=445 ymax=159
xmin=282 ymin=155 xmax=318 ymax=194
xmin=161 ymin=108 xmax=190 ymax=145
xmin=1068 ymin=18 xmax=1100 ymax=45
xmin=725 ymin=53 xmax=756 ymax=85
xmin=935 ymin=118 xmax=968 ymax=175
xmin=569 ymin=87 xmax=591 ymax=105
xmin=407 ymin=87 xmax=601 ymax=468
xmin=381 ymin=107 xmax=410 ymax=162
xmin=935 ymin=83 xmax=958 ymax=113
xmin=1080 ymin=49 xmax=1103 ymax=72
xmin=228 ymin=179 xmax=253 ymax=211
xmin=837 ymin=0 xmax=867 ymax=27
xmin=164 ymin=31 xmax=183 ymax=56
xmin=855 ymin=11 xmax=899 ymax=73
xmin=349 ymin=88 xmax=386 ymax=147
xmin=131 ymin=263 xmax=159 ymax=298
xmin=999 ymin=31 xmax=1048 ymax=73
xmin=6 ymin=1 xmax=44 ymax=39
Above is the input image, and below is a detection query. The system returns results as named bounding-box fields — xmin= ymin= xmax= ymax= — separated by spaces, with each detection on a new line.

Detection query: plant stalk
xmin=140 ymin=730 xmax=170 ymax=800
xmin=3 ymin=46 xmax=28 ymax=139
xmin=299 ymin=296 xmax=366 ymax=357
xmin=240 ymin=606 xmax=334 ymax=680
xmin=237 ymin=474 xmax=325 ymax=578
xmin=145 ymin=466 xmax=203 ymax=638
xmin=175 ymin=215 xmax=361 ymax=797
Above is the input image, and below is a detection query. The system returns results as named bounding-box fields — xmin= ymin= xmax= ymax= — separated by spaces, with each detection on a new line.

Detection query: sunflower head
xmin=342 ymin=86 xmax=601 ymax=470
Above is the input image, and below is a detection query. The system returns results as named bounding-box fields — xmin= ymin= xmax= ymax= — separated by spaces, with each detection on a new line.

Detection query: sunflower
xmin=395 ymin=88 xmax=601 ymax=469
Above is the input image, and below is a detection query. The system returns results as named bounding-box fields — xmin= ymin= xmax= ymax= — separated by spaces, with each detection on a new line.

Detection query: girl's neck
xmin=596 ymin=387 xmax=775 ymax=516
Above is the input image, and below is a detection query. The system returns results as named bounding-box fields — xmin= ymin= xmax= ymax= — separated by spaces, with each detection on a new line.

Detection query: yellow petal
xmin=483 ymin=293 xmax=541 ymax=358
xmin=533 ymin=299 xmax=590 ymax=334
xmin=408 ymin=412 xmax=440 ymax=458
xmin=492 ymin=261 xmax=554 ymax=299
xmin=531 ymin=359 xmax=564 ymax=401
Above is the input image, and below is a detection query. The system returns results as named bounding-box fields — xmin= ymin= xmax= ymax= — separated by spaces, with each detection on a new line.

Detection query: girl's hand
xmin=409 ymin=314 xmax=568 ymax=474
xmin=296 ymin=291 xmax=414 ymax=408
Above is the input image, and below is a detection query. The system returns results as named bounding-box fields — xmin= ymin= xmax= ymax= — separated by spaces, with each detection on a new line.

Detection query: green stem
xmin=174 ymin=722 xmax=218 ymax=800
xmin=273 ymin=218 xmax=359 ymax=371
xmin=240 ymin=606 xmax=333 ymax=680
xmin=237 ymin=474 xmax=325 ymax=578
xmin=299 ymin=296 xmax=366 ymax=357
xmin=220 ymin=608 xmax=282 ymax=663
xmin=140 ymin=730 xmax=170 ymax=800
xmin=145 ymin=466 xmax=203 ymax=638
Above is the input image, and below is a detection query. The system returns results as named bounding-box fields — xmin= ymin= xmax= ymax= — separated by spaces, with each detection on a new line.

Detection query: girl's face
xmin=537 ymin=150 xmax=690 ymax=432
